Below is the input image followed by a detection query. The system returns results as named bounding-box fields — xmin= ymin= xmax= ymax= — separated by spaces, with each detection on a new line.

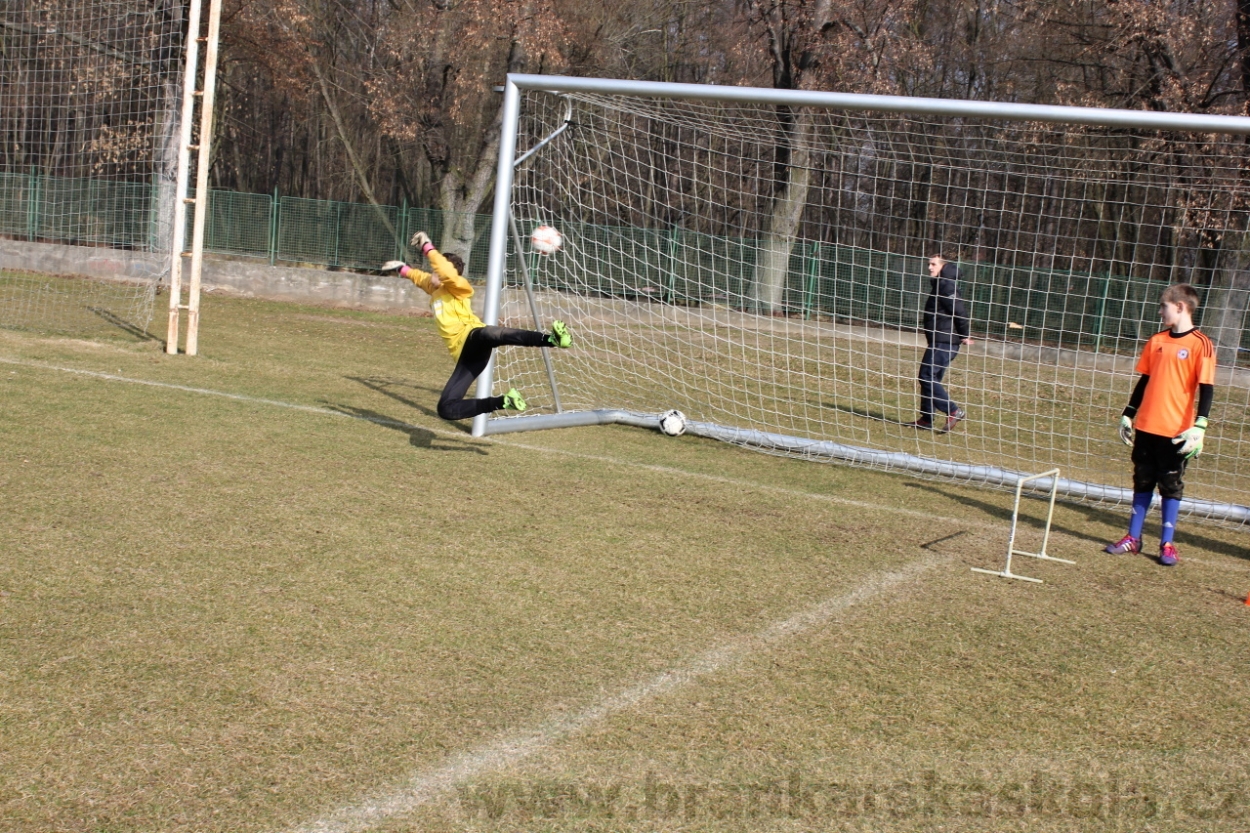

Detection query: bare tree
xmin=733 ymin=0 xmax=927 ymax=312
xmin=364 ymin=0 xmax=581 ymax=266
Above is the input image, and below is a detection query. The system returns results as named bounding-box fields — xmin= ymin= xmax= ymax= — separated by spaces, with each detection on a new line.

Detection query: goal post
xmin=165 ymin=0 xmax=223 ymax=356
xmin=476 ymin=74 xmax=1250 ymax=527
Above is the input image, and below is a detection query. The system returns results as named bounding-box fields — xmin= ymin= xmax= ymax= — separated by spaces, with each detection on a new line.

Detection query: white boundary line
xmin=0 ymin=355 xmax=967 ymax=831
xmin=500 ymin=437 xmax=984 ymax=525
xmin=286 ymin=555 xmax=946 ymax=833
xmin=0 ymin=355 xmax=416 ymax=426
xmin=11 ymin=355 xmax=1245 ymax=569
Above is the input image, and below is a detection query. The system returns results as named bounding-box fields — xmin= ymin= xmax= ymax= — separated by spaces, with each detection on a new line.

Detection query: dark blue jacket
xmin=923 ymin=262 xmax=971 ymax=346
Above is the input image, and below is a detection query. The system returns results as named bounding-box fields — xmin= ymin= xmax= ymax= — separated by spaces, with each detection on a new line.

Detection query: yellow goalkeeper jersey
xmin=405 ymin=250 xmax=484 ymax=360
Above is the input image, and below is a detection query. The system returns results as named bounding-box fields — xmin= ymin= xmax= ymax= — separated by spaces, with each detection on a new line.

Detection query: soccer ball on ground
xmin=658 ymin=409 xmax=686 ymax=437
xmin=530 ymin=225 xmax=563 ymax=254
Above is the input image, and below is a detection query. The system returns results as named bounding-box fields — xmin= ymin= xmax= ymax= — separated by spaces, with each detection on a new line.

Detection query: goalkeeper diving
xmin=382 ymin=231 xmax=571 ymax=421
xmin=1104 ymin=283 xmax=1215 ymax=567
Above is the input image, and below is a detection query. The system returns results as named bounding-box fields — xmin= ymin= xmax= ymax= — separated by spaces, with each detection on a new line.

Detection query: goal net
xmin=483 ymin=77 xmax=1250 ymax=526
xmin=0 ymin=1 xmax=184 ymax=337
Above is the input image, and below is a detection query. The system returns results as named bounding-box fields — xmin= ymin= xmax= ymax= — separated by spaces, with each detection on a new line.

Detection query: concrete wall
xmin=2 ymin=237 xmax=1243 ymax=386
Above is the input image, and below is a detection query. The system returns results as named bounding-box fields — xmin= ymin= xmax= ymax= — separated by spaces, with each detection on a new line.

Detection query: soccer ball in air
xmin=530 ymin=225 xmax=563 ymax=254
xmin=658 ymin=409 xmax=687 ymax=437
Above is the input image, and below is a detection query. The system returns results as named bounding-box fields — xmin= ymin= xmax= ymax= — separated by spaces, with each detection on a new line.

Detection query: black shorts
xmin=1131 ymin=430 xmax=1188 ymax=500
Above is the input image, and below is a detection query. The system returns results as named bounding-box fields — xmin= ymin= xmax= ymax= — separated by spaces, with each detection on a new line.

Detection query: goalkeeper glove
xmin=380 ymin=260 xmax=406 ymax=272
xmin=1172 ymin=416 xmax=1208 ymax=460
xmin=410 ymin=231 xmax=432 ymax=250
xmin=1118 ymin=415 xmax=1133 ymax=446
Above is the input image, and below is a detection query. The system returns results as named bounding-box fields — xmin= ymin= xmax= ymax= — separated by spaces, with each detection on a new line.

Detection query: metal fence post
xmin=333 ymin=200 xmax=342 ymax=268
xmin=268 ymin=187 xmax=278 ymax=265
xmin=666 ymin=226 xmax=680 ymax=303
xmin=27 ymin=167 xmax=39 ymax=242
xmin=1093 ymin=272 xmax=1111 ymax=353
xmin=805 ymin=241 xmax=821 ymax=319
xmin=399 ymin=197 xmax=408 ymax=260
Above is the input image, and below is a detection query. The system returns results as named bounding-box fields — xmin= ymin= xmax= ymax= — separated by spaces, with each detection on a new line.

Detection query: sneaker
xmin=1104 ymin=535 xmax=1141 ymax=555
xmin=502 ymin=387 xmax=527 ymax=412
xmin=549 ymin=320 xmax=572 ymax=348
xmin=907 ymin=418 xmax=934 ymax=430
xmin=940 ymin=407 xmax=967 ymax=434
xmin=1158 ymin=542 xmax=1179 ymax=566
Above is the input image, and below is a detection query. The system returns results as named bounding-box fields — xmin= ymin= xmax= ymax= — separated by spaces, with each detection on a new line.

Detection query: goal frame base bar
xmin=482 ymin=411 xmax=1250 ymax=525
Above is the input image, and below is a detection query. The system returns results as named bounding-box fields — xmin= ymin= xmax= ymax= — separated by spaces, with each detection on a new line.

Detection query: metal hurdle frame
xmin=973 ymin=468 xmax=1073 ymax=583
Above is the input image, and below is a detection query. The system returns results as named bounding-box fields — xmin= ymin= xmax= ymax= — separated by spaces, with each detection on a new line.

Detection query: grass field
xmin=1 ymin=286 xmax=1248 ymax=832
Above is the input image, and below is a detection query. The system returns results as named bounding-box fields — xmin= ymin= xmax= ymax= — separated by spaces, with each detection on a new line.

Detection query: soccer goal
xmin=477 ymin=75 xmax=1250 ymax=527
xmin=0 ymin=1 xmax=197 ymax=340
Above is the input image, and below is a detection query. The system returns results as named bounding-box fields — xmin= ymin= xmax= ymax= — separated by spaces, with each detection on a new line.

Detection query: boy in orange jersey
xmin=1105 ymin=283 xmax=1215 ymax=566
xmin=382 ymin=231 xmax=571 ymax=421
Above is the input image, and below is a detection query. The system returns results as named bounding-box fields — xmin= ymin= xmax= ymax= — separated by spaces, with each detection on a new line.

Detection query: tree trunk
xmin=150 ymin=0 xmax=186 ymax=259
xmin=153 ymin=74 xmax=182 ymax=259
xmin=311 ymin=62 xmax=397 ymax=242
xmin=752 ymin=108 xmax=814 ymax=313
xmin=434 ymin=36 xmax=528 ymax=272
xmin=1239 ymin=0 xmax=1250 ymax=112
xmin=1208 ymin=230 xmax=1250 ymax=366
xmin=435 ymin=112 xmax=502 ymax=272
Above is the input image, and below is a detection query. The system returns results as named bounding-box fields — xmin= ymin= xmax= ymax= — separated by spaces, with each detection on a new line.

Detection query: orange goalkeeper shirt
xmin=1133 ymin=327 xmax=1216 ymax=438
xmin=405 ymin=250 xmax=484 ymax=361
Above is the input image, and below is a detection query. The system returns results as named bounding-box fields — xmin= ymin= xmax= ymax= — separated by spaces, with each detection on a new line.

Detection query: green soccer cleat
xmin=502 ymin=387 xmax=527 ymax=411
xmin=549 ymin=320 xmax=572 ymax=348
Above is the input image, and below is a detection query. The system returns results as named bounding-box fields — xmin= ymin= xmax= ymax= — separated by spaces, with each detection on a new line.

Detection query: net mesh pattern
xmin=492 ymin=89 xmax=1250 ymax=523
xmin=0 ymin=0 xmax=184 ymax=335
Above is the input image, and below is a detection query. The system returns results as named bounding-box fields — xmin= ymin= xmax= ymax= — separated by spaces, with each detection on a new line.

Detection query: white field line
xmin=8 ymin=354 xmax=1241 ymax=568
xmin=0 ymin=356 xmax=975 ymax=830
xmin=4 ymin=355 xmax=1241 ymax=829
xmin=0 ymin=355 xmax=417 ymax=426
xmin=286 ymin=554 xmax=946 ymax=833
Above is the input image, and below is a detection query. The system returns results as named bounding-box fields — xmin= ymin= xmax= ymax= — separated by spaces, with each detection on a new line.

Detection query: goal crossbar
xmin=501 ymin=74 xmax=1250 ymax=134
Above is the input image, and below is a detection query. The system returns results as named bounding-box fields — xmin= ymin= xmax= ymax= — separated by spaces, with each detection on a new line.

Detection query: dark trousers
xmin=917 ymin=343 xmax=960 ymax=421
xmin=437 ymin=325 xmax=548 ymax=421
xmin=1131 ymin=430 xmax=1189 ymax=500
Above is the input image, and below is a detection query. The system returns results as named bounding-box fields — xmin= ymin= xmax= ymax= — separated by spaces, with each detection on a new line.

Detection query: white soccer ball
xmin=530 ymin=224 xmax=563 ymax=254
xmin=658 ymin=409 xmax=686 ymax=437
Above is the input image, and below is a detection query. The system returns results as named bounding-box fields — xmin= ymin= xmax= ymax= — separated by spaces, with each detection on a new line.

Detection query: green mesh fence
xmin=0 ymin=173 xmax=30 ymax=238
xmin=525 ymin=226 xmax=1231 ymax=361
xmin=0 ymin=174 xmax=1246 ymax=363
xmin=186 ymin=192 xmax=494 ymax=276
xmin=0 ymin=171 xmax=154 ymax=249
xmin=201 ymin=190 xmax=273 ymax=260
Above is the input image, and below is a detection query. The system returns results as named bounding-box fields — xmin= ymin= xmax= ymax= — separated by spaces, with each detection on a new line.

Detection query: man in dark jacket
xmin=910 ymin=254 xmax=973 ymax=432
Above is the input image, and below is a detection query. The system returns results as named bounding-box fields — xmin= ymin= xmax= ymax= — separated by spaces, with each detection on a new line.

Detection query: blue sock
xmin=1160 ymin=497 xmax=1181 ymax=544
xmin=1128 ymin=492 xmax=1151 ymax=540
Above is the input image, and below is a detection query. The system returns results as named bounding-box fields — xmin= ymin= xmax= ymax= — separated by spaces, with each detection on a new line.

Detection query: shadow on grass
xmin=1208 ymin=586 xmax=1250 ymax=604
xmin=905 ymin=481 xmax=1030 ymax=528
xmin=1062 ymin=498 xmax=1250 ymax=563
xmin=338 ymin=375 xmax=489 ymax=454
xmin=88 ymin=306 xmax=164 ymax=345
xmin=814 ymin=399 xmax=902 ymax=424
xmin=905 ymin=481 xmax=1249 ymax=563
